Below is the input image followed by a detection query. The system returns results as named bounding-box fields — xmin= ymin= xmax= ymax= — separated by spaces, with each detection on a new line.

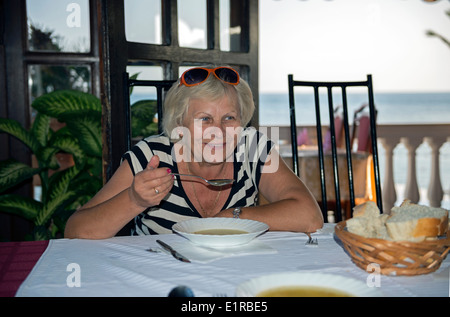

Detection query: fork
xmin=305 ymin=233 xmax=318 ymax=246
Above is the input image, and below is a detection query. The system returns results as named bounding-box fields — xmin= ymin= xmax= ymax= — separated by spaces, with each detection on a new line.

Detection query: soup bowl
xmin=236 ymin=272 xmax=383 ymax=297
xmin=172 ymin=218 xmax=269 ymax=247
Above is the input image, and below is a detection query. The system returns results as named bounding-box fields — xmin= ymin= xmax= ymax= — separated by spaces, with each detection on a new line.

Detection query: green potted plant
xmin=0 ymin=90 xmax=103 ymax=240
xmin=128 ymin=72 xmax=159 ymax=140
xmin=130 ymin=99 xmax=159 ymax=139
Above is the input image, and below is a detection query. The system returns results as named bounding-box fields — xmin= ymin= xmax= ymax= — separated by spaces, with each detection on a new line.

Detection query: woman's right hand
xmin=128 ymin=155 xmax=174 ymax=209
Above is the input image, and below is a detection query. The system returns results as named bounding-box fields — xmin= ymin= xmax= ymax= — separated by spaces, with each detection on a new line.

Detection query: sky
xmin=26 ymin=0 xmax=450 ymax=94
xmin=259 ymin=0 xmax=450 ymax=93
xmin=26 ymin=0 xmax=90 ymax=52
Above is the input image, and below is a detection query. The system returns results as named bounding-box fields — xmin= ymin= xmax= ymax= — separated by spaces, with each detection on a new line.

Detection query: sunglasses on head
xmin=179 ymin=67 xmax=240 ymax=87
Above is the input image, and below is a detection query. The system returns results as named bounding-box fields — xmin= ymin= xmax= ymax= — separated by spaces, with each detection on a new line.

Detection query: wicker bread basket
xmin=335 ymin=220 xmax=450 ymax=276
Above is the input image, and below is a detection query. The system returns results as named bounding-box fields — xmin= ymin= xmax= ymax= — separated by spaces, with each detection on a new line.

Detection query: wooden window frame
xmin=100 ymin=0 xmax=259 ymax=180
xmin=0 ymin=0 xmax=101 ymax=240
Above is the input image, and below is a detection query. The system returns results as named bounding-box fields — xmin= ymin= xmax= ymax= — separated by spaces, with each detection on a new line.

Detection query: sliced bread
xmin=386 ymin=200 xmax=448 ymax=242
xmin=346 ymin=200 xmax=449 ymax=242
xmin=346 ymin=201 xmax=390 ymax=239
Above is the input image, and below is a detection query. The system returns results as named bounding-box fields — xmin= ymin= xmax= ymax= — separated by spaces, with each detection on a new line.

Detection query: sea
xmin=259 ymin=92 xmax=450 ymax=209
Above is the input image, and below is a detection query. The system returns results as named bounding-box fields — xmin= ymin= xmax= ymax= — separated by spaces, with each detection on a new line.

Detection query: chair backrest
xmin=288 ymin=74 xmax=383 ymax=222
xmin=123 ymin=72 xmax=176 ymax=150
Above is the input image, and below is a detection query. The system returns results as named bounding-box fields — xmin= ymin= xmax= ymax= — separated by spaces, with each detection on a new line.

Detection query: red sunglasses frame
xmin=179 ymin=67 xmax=240 ymax=87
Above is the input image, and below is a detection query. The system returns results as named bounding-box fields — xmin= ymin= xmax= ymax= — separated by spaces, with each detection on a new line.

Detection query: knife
xmin=156 ymin=240 xmax=191 ymax=263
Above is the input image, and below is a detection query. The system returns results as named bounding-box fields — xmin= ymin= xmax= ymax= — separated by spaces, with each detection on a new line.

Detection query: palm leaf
xmin=46 ymin=165 xmax=81 ymax=202
xmin=0 ymin=117 xmax=40 ymax=153
xmin=85 ymin=156 xmax=103 ymax=179
xmin=52 ymin=207 xmax=77 ymax=236
xmin=32 ymin=225 xmax=53 ymax=241
xmin=50 ymin=132 xmax=86 ymax=166
xmin=0 ymin=160 xmax=41 ymax=194
xmin=64 ymin=114 xmax=102 ymax=157
xmin=131 ymin=99 xmax=158 ymax=137
xmin=31 ymin=112 xmax=51 ymax=147
xmin=36 ymin=191 xmax=78 ymax=226
xmin=69 ymin=169 xmax=102 ymax=196
xmin=0 ymin=194 xmax=41 ymax=220
xmin=36 ymin=146 xmax=60 ymax=170
xmin=1 ymin=89 xmax=104 ymax=240
xmin=32 ymin=90 xmax=101 ymax=119
xmin=36 ymin=165 xmax=80 ymax=225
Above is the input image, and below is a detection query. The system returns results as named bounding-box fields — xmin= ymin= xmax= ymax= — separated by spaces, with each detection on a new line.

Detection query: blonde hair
xmin=162 ymin=67 xmax=255 ymax=138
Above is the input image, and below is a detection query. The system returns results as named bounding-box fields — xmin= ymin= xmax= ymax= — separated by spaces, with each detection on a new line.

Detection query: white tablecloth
xmin=16 ymin=224 xmax=449 ymax=297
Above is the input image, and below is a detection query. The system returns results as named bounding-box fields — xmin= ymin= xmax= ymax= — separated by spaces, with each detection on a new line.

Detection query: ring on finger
xmin=154 ymin=187 xmax=160 ymax=194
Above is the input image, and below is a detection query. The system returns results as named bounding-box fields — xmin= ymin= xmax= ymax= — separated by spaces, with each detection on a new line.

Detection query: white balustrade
xmin=402 ymin=137 xmax=422 ymax=204
xmin=425 ymin=136 xmax=446 ymax=207
xmin=377 ymin=124 xmax=450 ymax=210
xmin=378 ymin=137 xmax=397 ymax=213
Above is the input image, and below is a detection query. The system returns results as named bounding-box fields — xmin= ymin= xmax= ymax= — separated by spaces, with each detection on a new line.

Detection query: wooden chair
xmin=288 ymin=74 xmax=383 ymax=222
xmin=123 ymin=72 xmax=176 ymax=150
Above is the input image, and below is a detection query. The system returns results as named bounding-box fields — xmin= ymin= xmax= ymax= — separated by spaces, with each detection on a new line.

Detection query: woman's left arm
xmin=217 ymin=150 xmax=324 ymax=233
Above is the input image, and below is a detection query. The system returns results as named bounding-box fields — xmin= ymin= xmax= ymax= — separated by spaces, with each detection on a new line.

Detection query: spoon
xmin=171 ymin=173 xmax=234 ymax=186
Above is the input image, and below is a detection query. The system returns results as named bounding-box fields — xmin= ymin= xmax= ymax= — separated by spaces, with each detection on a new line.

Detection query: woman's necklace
xmin=186 ymin=162 xmax=228 ymax=217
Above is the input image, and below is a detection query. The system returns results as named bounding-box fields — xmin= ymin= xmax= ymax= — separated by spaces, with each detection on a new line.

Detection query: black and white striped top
xmin=122 ymin=127 xmax=274 ymax=235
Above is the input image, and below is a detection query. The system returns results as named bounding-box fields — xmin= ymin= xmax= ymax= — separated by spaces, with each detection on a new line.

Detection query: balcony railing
xmin=377 ymin=123 xmax=450 ymax=211
xmin=261 ymin=124 xmax=450 ymax=212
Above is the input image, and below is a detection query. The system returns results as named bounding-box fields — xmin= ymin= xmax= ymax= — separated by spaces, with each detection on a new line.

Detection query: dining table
xmin=1 ymin=223 xmax=448 ymax=299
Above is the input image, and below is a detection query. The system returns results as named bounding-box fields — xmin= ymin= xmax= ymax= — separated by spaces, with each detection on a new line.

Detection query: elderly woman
xmin=65 ymin=66 xmax=323 ymax=239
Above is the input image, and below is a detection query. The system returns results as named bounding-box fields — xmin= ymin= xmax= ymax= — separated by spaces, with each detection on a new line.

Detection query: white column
xmin=379 ymin=138 xmax=399 ymax=213
xmin=401 ymin=137 xmax=422 ymax=204
xmin=425 ymin=137 xmax=446 ymax=207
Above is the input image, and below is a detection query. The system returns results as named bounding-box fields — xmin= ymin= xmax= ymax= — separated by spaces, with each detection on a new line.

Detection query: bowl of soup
xmin=235 ymin=272 xmax=382 ymax=297
xmin=172 ymin=218 xmax=269 ymax=247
